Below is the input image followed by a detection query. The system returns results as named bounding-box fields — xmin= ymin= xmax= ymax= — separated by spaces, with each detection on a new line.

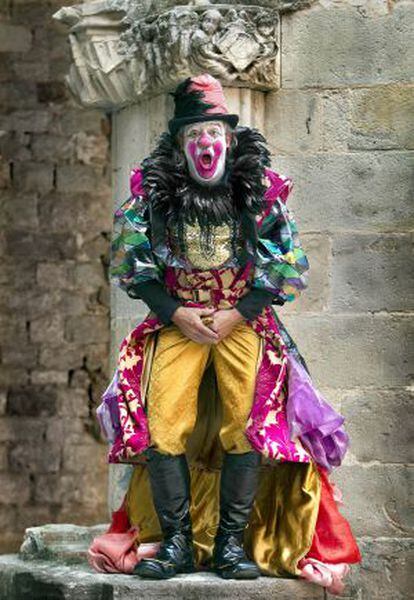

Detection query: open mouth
xmin=200 ymin=152 xmax=213 ymax=168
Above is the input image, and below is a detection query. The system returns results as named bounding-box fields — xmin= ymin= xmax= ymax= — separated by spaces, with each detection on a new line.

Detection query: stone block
xmin=72 ymin=132 xmax=109 ymax=165
xmin=341 ymin=388 xmax=413 ymax=464
xmin=0 ymin=261 xmax=36 ymax=291
xmin=0 ymin=444 xmax=7 ymax=471
xmin=57 ymin=388 xmax=89 ymax=418
xmin=0 ymin=315 xmax=27 ymax=345
xmin=54 ymin=416 xmax=89 ymax=447
xmin=75 ymin=263 xmax=107 ymax=291
xmin=0 ymin=82 xmax=38 ymax=113
xmin=0 ymin=556 xmax=325 ymax=600
xmin=331 ymin=233 xmax=414 ymax=312
xmin=0 ymin=24 xmax=31 ymax=53
xmin=31 ymin=371 xmax=68 ymax=386
xmin=62 ymin=444 xmax=105 ymax=473
xmin=39 ymin=344 xmax=84 ymax=371
xmin=77 ymin=194 xmax=113 ymax=232
xmin=36 ymin=81 xmax=67 ymax=104
xmin=52 ymin=108 xmax=105 ymax=136
xmin=11 ymin=2 xmax=52 ymax=27
xmin=0 ymin=159 xmax=11 ymax=189
xmin=31 ymin=134 xmax=74 ymax=162
xmin=38 ymin=191 xmax=80 ymax=233
xmin=12 ymin=60 xmax=50 ymax=82
xmin=274 ymin=151 xmax=414 ymax=233
xmin=2 ymin=191 xmax=38 ymax=230
xmin=8 ymin=439 xmax=61 ymax=474
xmin=5 ymin=110 xmax=51 ymax=134
xmin=0 ymin=507 xmax=17 ymax=538
xmin=282 ymin=233 xmax=331 ymax=314
xmin=97 ymin=285 xmax=110 ymax=309
xmin=84 ymin=344 xmax=109 ymax=372
xmin=34 ymin=473 xmax=82 ymax=505
xmin=5 ymin=231 xmax=76 ymax=261
xmin=56 ymin=291 xmax=88 ymax=317
xmin=69 ymin=369 xmax=90 ymax=388
xmin=6 ymin=388 xmax=57 ymax=418
xmin=0 ymin=367 xmax=30 ymax=389
xmin=19 ymin=523 xmax=108 ymax=562
xmin=0 ymin=392 xmax=6 ymax=416
xmin=77 ymin=232 xmax=110 ymax=262
xmin=12 ymin=162 xmax=54 ymax=193
xmin=36 ymin=261 xmax=75 ymax=290
xmin=319 ymin=89 xmax=352 ymax=152
xmin=0 ymin=416 xmax=46 ymax=444
xmin=327 ymin=537 xmax=413 ymax=600
xmin=1 ymin=345 xmax=38 ymax=369
xmin=30 ymin=315 xmax=64 ymax=343
xmin=65 ymin=315 xmax=109 ymax=344
xmin=56 ymin=165 xmax=107 ymax=195
xmin=11 ymin=505 xmax=58 ymax=546
xmin=323 ymin=85 xmax=414 ymax=152
xmin=265 ymin=89 xmax=323 ymax=154
xmin=0 ymin=130 xmax=32 ymax=162
xmin=37 ymin=469 xmax=108 ymax=513
xmin=0 ymin=473 xmax=30 ymax=504
xmin=282 ymin=4 xmax=414 ymax=88
xmin=0 ymin=419 xmax=12 ymax=443
xmin=278 ymin=313 xmax=413 ymax=388
xmin=38 ymin=191 xmax=111 ymax=235
xmin=331 ymin=465 xmax=412 ymax=538
xmin=7 ymin=289 xmax=61 ymax=321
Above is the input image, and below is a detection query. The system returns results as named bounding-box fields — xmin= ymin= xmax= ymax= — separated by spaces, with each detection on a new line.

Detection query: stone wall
xmin=0 ymin=0 xmax=412 ymax=597
xmin=270 ymin=1 xmax=413 ymax=597
xmin=0 ymin=0 xmax=111 ymax=552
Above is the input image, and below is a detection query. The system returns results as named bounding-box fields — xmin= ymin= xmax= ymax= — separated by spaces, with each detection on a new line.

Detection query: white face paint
xmin=182 ymin=120 xmax=229 ymax=186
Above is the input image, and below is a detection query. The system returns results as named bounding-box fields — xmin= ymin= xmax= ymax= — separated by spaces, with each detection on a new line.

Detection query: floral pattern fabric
xmin=107 ymin=266 xmax=311 ymax=464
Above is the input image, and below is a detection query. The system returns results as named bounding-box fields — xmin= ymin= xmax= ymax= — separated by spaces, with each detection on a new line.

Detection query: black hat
xmin=169 ymin=74 xmax=239 ymax=137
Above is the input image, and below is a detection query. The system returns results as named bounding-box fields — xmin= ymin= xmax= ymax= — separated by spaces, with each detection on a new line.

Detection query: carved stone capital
xmin=54 ymin=0 xmax=313 ymax=109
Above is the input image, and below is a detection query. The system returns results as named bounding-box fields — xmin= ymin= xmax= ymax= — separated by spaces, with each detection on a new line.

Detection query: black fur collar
xmin=141 ymin=126 xmax=271 ymax=228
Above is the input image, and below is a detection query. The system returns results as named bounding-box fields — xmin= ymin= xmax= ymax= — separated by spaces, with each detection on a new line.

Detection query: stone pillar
xmin=53 ymin=0 xmax=312 ymax=513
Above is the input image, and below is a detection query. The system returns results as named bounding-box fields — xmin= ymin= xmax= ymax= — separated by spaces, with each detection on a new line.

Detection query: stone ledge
xmin=0 ymin=555 xmax=324 ymax=600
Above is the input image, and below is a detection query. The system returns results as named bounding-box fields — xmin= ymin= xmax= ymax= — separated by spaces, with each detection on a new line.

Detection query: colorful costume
xmin=91 ymin=75 xmax=361 ymax=594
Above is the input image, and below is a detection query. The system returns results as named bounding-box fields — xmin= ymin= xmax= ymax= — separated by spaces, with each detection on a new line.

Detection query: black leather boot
xmin=133 ymin=449 xmax=195 ymax=579
xmin=212 ymin=451 xmax=261 ymax=579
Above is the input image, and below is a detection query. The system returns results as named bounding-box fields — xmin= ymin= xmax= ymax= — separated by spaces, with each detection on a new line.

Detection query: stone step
xmin=0 ymin=555 xmax=325 ymax=600
xmin=19 ymin=523 xmax=108 ymax=563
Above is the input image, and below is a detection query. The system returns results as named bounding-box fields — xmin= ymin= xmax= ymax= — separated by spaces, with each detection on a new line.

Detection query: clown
xmin=93 ymin=74 xmax=361 ymax=593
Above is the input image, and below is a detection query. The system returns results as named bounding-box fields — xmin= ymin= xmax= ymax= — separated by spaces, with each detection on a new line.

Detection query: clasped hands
xmin=171 ymin=305 xmax=244 ymax=344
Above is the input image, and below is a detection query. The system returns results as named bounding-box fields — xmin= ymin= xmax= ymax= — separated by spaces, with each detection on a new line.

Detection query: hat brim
xmin=169 ymin=114 xmax=239 ymax=137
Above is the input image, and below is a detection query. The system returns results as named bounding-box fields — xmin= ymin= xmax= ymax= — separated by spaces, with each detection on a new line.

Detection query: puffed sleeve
xmin=252 ymin=170 xmax=310 ymax=303
xmin=109 ymin=169 xmax=165 ymax=297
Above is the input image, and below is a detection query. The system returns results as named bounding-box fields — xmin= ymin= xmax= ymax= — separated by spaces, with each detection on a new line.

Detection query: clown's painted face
xmin=182 ymin=120 xmax=229 ymax=186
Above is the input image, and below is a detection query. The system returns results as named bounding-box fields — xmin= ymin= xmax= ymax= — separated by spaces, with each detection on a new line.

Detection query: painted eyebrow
xmin=186 ymin=123 xmax=223 ymax=135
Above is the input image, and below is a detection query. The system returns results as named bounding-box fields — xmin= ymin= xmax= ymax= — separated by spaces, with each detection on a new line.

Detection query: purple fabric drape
xmin=97 ymin=370 xmax=121 ymax=443
xmin=286 ymin=352 xmax=349 ymax=471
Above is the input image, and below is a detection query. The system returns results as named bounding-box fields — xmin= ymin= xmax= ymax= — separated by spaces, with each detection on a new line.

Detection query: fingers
xmin=196 ymin=321 xmax=219 ymax=342
xmin=196 ymin=307 xmax=216 ymax=315
xmin=187 ymin=330 xmax=218 ymax=344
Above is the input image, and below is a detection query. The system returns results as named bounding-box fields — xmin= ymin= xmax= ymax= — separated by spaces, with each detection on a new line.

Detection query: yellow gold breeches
xmin=146 ymin=320 xmax=261 ymax=455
